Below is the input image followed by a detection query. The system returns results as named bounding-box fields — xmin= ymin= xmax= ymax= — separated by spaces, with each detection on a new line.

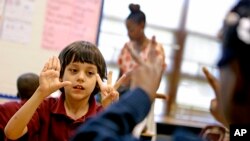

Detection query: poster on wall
xmin=41 ymin=0 xmax=103 ymax=50
xmin=0 ymin=0 xmax=35 ymax=43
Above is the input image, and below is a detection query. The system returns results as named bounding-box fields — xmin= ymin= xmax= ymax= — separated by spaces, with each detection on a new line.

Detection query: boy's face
xmin=62 ymin=61 xmax=97 ymax=100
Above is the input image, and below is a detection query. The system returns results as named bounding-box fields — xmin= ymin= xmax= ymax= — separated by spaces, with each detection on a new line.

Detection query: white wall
xmin=0 ymin=0 xmax=102 ymax=95
xmin=0 ymin=0 xmax=56 ymax=95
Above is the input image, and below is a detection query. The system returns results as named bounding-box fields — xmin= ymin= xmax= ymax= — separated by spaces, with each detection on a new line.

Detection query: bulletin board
xmin=0 ymin=0 xmax=103 ymax=97
xmin=41 ymin=0 xmax=103 ymax=50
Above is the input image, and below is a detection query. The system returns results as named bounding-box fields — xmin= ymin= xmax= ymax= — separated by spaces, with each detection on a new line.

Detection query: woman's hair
xmin=126 ymin=3 xmax=146 ymax=24
xmin=58 ymin=41 xmax=107 ymax=95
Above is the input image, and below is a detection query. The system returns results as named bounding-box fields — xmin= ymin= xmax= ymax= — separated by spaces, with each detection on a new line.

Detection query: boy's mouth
xmin=73 ymin=85 xmax=85 ymax=90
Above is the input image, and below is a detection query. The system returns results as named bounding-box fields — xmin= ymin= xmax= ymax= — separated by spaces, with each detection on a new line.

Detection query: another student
xmin=0 ymin=72 xmax=39 ymax=141
xmin=200 ymin=1 xmax=250 ymax=140
xmin=204 ymin=0 xmax=250 ymax=131
xmin=4 ymin=41 xmax=124 ymax=141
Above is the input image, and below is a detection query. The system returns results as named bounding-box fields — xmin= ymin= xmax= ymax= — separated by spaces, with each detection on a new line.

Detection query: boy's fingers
xmin=55 ymin=57 xmax=60 ymax=71
xmin=42 ymin=62 xmax=49 ymax=72
xmin=52 ymin=56 xmax=58 ymax=70
xmin=107 ymin=71 xmax=113 ymax=85
xmin=48 ymin=57 xmax=53 ymax=70
xmin=60 ymin=81 xmax=72 ymax=88
xmin=96 ymin=74 xmax=104 ymax=91
xmin=113 ymin=74 xmax=127 ymax=90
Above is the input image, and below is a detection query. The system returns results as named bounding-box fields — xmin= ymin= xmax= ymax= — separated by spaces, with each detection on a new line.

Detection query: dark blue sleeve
xmin=71 ymin=87 xmax=151 ymax=141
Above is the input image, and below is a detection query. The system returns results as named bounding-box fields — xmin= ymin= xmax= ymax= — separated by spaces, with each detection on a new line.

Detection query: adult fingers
xmin=202 ymin=67 xmax=220 ymax=96
xmin=202 ymin=67 xmax=217 ymax=88
xmin=150 ymin=36 xmax=157 ymax=49
xmin=148 ymin=36 xmax=160 ymax=64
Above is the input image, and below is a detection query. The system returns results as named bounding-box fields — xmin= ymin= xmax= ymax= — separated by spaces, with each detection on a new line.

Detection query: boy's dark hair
xmin=126 ymin=3 xmax=146 ymax=25
xmin=58 ymin=41 xmax=107 ymax=96
xmin=17 ymin=73 xmax=39 ymax=100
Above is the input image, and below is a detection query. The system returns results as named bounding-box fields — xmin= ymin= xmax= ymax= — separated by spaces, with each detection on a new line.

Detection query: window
xmin=99 ymin=0 xmax=180 ymax=96
xmin=186 ymin=0 xmax=238 ymax=36
xmin=98 ymin=0 xmax=237 ymax=113
xmin=178 ymin=0 xmax=237 ymax=110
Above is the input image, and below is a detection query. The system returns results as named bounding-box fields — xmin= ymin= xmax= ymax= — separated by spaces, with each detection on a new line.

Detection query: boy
xmin=5 ymin=41 xmax=124 ymax=140
xmin=71 ymin=37 xmax=166 ymax=141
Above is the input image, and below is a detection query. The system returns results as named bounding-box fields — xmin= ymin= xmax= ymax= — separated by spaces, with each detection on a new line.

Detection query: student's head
xmin=17 ymin=73 xmax=39 ymax=100
xmin=58 ymin=41 xmax=107 ymax=97
xmin=217 ymin=0 xmax=250 ymax=125
xmin=126 ymin=3 xmax=146 ymax=41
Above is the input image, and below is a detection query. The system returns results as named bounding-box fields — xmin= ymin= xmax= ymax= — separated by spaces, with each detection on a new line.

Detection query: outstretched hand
xmin=128 ymin=36 xmax=166 ymax=101
xmin=39 ymin=56 xmax=71 ymax=98
xmin=96 ymin=71 xmax=127 ymax=108
xmin=202 ymin=67 xmax=227 ymax=126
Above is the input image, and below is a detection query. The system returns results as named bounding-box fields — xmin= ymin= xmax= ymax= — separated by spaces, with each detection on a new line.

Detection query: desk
xmin=156 ymin=117 xmax=205 ymax=135
xmin=154 ymin=99 xmax=220 ymax=136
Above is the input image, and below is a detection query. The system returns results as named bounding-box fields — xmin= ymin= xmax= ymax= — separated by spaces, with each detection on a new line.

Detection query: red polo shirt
xmin=28 ymin=93 xmax=103 ymax=141
xmin=0 ymin=100 xmax=22 ymax=131
xmin=0 ymin=100 xmax=38 ymax=141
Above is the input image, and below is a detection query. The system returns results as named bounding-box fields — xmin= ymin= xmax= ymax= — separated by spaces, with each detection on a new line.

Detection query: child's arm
xmin=4 ymin=56 xmax=71 ymax=140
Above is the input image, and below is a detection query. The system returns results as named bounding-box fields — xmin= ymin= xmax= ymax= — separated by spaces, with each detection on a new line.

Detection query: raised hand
xmin=96 ymin=71 xmax=127 ymax=108
xmin=202 ymin=67 xmax=227 ymax=126
xmin=39 ymin=56 xmax=71 ymax=98
xmin=128 ymin=36 xmax=166 ymax=101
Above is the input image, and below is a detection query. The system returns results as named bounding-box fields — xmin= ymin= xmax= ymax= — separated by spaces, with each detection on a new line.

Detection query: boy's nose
xmin=77 ymin=72 xmax=85 ymax=82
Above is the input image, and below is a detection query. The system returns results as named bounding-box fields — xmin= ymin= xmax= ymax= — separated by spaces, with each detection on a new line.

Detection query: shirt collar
xmin=50 ymin=93 xmax=102 ymax=119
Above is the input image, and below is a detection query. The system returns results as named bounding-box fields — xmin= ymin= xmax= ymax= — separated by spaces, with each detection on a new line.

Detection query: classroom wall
xmin=0 ymin=0 xmax=48 ymax=95
xmin=0 ymin=0 xmax=102 ymax=96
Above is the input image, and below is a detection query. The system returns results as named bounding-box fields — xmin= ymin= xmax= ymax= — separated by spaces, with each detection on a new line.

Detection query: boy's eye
xmin=69 ymin=68 xmax=78 ymax=73
xmin=87 ymin=71 xmax=95 ymax=75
